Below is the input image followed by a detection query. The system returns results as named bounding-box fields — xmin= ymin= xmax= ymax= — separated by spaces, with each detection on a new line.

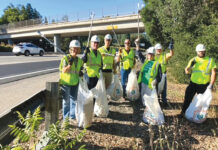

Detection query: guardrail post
xmin=45 ymin=82 xmax=59 ymax=131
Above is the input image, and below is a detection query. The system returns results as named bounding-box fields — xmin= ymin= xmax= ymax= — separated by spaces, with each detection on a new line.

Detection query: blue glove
xmin=168 ymin=39 xmax=174 ymax=50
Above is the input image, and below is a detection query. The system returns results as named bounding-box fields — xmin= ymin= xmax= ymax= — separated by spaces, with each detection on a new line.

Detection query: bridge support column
xmin=54 ymin=34 xmax=61 ymax=53
xmin=7 ymin=39 xmax=13 ymax=45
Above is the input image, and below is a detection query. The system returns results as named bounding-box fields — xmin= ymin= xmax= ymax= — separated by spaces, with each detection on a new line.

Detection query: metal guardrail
xmin=0 ymin=11 xmax=139 ymax=34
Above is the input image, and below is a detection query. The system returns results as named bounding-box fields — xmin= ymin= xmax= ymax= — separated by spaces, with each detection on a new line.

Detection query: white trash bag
xmin=106 ymin=74 xmax=123 ymax=101
xmin=158 ymin=73 xmax=166 ymax=95
xmin=126 ymin=69 xmax=140 ymax=101
xmin=142 ymin=88 xmax=165 ymax=125
xmin=75 ymin=78 xmax=94 ymax=128
xmin=185 ymin=88 xmax=212 ymax=123
xmin=91 ymin=71 xmax=109 ymax=117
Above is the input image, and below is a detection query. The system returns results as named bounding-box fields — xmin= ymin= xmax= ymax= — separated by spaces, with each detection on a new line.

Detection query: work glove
xmin=207 ymin=84 xmax=213 ymax=89
xmin=69 ymin=57 xmax=74 ymax=66
xmin=168 ymin=39 xmax=174 ymax=50
xmin=151 ymin=79 xmax=157 ymax=88
xmin=134 ymin=38 xmax=140 ymax=47
xmin=79 ymin=70 xmax=84 ymax=77
xmin=190 ymin=59 xmax=196 ymax=67
xmin=84 ymin=47 xmax=90 ymax=55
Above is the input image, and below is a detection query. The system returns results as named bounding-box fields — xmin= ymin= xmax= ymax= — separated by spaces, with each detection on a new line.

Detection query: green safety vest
xmin=85 ymin=48 xmax=102 ymax=78
xmin=138 ymin=60 xmax=159 ymax=89
xmin=190 ymin=56 xmax=213 ymax=84
xmin=98 ymin=46 xmax=116 ymax=70
xmin=121 ymin=48 xmax=135 ymax=70
xmin=155 ymin=52 xmax=167 ymax=73
xmin=59 ymin=54 xmax=83 ymax=86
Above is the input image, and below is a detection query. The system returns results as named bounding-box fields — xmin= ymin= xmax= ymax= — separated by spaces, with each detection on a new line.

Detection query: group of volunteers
xmin=59 ymin=34 xmax=216 ymax=124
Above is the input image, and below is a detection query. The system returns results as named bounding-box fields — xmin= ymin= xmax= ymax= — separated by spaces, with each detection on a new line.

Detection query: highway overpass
xmin=0 ymin=14 xmax=144 ymax=52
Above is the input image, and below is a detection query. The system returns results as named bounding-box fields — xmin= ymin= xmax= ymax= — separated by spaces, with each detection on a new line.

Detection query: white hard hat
xmin=69 ymin=40 xmax=80 ymax=48
xmin=104 ymin=34 xmax=112 ymax=40
xmin=154 ymin=43 xmax=162 ymax=50
xmin=147 ymin=47 xmax=155 ymax=54
xmin=91 ymin=35 xmax=100 ymax=42
xmin=196 ymin=44 xmax=206 ymax=52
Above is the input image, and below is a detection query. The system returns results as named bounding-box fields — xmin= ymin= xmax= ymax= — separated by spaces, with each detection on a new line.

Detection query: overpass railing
xmin=0 ymin=10 xmax=140 ymax=33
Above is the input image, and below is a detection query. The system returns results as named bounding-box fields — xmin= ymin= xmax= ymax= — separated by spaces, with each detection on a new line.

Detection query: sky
xmin=0 ymin=0 xmax=144 ymax=21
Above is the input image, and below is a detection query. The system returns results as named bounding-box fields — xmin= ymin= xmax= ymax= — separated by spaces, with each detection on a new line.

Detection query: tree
xmin=140 ymin=0 xmax=218 ymax=83
xmin=0 ymin=3 xmax=41 ymax=24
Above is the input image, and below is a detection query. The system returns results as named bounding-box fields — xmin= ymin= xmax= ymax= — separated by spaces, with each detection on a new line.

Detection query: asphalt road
xmin=0 ymin=60 xmax=59 ymax=78
xmin=0 ymin=55 xmax=62 ymax=84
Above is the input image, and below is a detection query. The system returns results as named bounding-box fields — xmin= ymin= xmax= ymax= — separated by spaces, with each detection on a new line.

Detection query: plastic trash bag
xmin=157 ymin=73 xmax=166 ymax=95
xmin=142 ymin=88 xmax=165 ymax=125
xmin=185 ymin=88 xmax=212 ymax=123
xmin=106 ymin=74 xmax=123 ymax=101
xmin=91 ymin=71 xmax=109 ymax=117
xmin=75 ymin=78 xmax=94 ymax=128
xmin=126 ymin=69 xmax=140 ymax=101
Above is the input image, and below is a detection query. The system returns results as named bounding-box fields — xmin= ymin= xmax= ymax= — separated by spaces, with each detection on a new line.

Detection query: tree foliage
xmin=0 ymin=3 xmax=41 ymax=24
xmin=141 ymin=0 xmax=218 ymax=83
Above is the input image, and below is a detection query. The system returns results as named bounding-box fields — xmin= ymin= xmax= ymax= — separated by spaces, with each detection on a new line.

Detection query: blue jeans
xmin=161 ymin=76 xmax=167 ymax=103
xmin=61 ymin=84 xmax=79 ymax=120
xmin=120 ymin=67 xmax=131 ymax=96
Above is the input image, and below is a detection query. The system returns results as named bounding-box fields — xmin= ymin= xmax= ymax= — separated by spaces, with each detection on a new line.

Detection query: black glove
xmin=79 ymin=70 xmax=83 ymax=77
xmin=168 ymin=39 xmax=174 ymax=50
xmin=84 ymin=47 xmax=90 ymax=55
xmin=191 ymin=59 xmax=196 ymax=67
xmin=69 ymin=57 xmax=74 ymax=66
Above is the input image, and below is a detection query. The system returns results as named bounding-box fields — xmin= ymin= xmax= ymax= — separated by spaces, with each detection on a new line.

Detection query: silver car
xmin=13 ymin=43 xmax=45 ymax=56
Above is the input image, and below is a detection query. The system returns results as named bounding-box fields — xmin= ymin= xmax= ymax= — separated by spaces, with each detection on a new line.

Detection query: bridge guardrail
xmin=0 ymin=11 xmax=140 ymax=34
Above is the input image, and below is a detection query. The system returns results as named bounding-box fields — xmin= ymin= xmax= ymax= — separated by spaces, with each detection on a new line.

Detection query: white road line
xmin=0 ymin=68 xmax=59 ymax=80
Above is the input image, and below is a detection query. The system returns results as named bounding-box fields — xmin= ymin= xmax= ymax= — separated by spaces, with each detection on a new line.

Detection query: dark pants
xmin=84 ymin=73 xmax=99 ymax=90
xmin=181 ymin=81 xmax=209 ymax=114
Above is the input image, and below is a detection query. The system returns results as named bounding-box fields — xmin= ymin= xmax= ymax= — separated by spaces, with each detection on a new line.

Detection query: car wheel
xmin=24 ymin=50 xmax=30 ymax=56
xmin=15 ymin=54 xmax=20 ymax=56
xmin=31 ymin=54 xmax=34 ymax=56
xmin=39 ymin=50 xmax=44 ymax=56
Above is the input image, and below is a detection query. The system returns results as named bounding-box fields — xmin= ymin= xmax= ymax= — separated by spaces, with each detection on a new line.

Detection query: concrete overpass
xmin=0 ymin=14 xmax=144 ymax=52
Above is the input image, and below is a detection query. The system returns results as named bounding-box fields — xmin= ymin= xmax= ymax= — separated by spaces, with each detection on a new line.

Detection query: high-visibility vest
xmin=190 ymin=56 xmax=214 ymax=84
xmin=138 ymin=60 xmax=159 ymax=89
xmin=59 ymin=54 xmax=83 ymax=86
xmin=121 ymin=48 xmax=135 ymax=70
xmin=155 ymin=52 xmax=167 ymax=73
xmin=85 ymin=48 xmax=102 ymax=78
xmin=98 ymin=46 xmax=116 ymax=70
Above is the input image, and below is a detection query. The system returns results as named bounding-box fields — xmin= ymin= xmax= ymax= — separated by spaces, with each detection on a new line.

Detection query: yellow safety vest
xmin=138 ymin=60 xmax=159 ymax=89
xmin=98 ymin=46 xmax=116 ymax=70
xmin=59 ymin=55 xmax=83 ymax=86
xmin=155 ymin=52 xmax=167 ymax=73
xmin=85 ymin=48 xmax=102 ymax=78
xmin=190 ymin=56 xmax=214 ymax=84
xmin=121 ymin=48 xmax=135 ymax=70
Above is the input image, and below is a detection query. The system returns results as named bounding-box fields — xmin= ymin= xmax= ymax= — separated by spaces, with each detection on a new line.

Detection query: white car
xmin=13 ymin=43 xmax=45 ymax=56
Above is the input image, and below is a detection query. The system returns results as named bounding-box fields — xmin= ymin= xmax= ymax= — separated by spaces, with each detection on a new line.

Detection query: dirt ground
xmin=70 ymin=78 xmax=218 ymax=150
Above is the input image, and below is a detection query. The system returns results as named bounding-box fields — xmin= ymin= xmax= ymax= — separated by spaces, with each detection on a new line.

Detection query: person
xmin=117 ymin=39 xmax=135 ymax=98
xmin=98 ymin=34 xmax=116 ymax=89
xmin=59 ymin=40 xmax=83 ymax=120
xmin=82 ymin=35 xmax=102 ymax=90
xmin=154 ymin=41 xmax=174 ymax=105
xmin=180 ymin=44 xmax=216 ymax=116
xmin=136 ymin=45 xmax=162 ymax=98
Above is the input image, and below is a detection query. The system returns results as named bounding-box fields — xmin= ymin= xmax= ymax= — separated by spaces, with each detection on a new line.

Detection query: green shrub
xmin=0 ymin=45 xmax=12 ymax=52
